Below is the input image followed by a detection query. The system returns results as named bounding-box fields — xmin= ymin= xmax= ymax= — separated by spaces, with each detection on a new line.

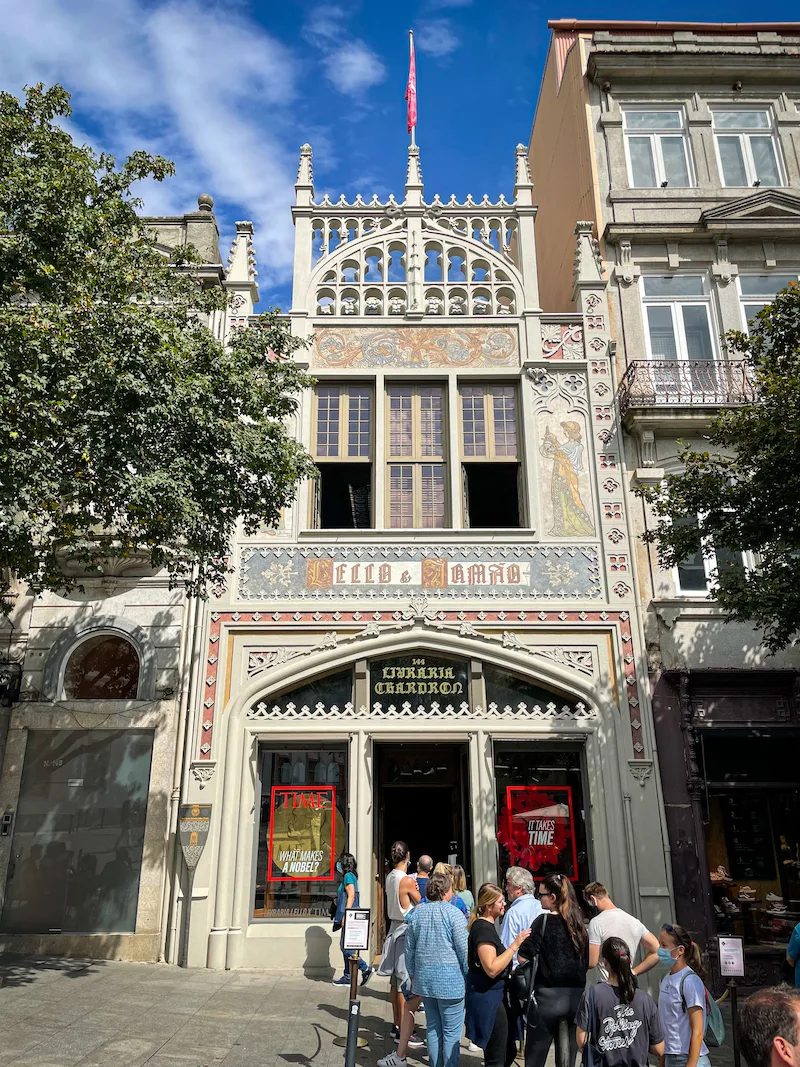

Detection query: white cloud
xmin=304 ymin=5 xmax=386 ymax=96
xmin=415 ymin=18 xmax=461 ymax=58
xmin=0 ymin=0 xmax=300 ymax=290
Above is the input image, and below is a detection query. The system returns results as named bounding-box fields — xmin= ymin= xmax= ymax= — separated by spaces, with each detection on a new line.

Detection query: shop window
xmin=312 ymin=384 xmax=373 ymax=529
xmin=700 ymin=731 xmax=800 ymax=949
xmin=0 ymin=729 xmax=154 ymax=934
xmin=253 ymin=743 xmax=348 ymax=919
xmin=493 ymin=741 xmax=589 ymax=890
xmin=63 ymin=634 xmax=140 ymax=699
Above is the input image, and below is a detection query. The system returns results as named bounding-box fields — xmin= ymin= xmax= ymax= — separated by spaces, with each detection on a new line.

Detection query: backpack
xmin=679 ymin=969 xmax=725 ymax=1049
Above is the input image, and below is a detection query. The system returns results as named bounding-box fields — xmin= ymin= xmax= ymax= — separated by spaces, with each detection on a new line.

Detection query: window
xmin=313 ymin=384 xmax=373 ymax=529
xmin=459 ymin=384 xmax=521 ymax=527
xmin=712 ymin=110 xmax=782 ymax=187
xmin=642 ymin=276 xmax=718 ymax=397
xmin=63 ymin=634 xmax=139 ymax=699
xmin=675 ymin=515 xmax=745 ymax=595
xmin=739 ymin=275 xmax=798 ymax=330
xmin=386 ymin=384 xmax=447 ymax=528
xmin=623 ymin=110 xmax=691 ymax=188
xmin=254 ymin=731 xmax=349 ymax=919
xmin=0 ymin=730 xmax=154 ymax=933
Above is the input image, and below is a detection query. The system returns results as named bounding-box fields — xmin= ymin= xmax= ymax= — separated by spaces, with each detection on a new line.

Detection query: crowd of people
xmin=331 ymin=843 xmax=800 ymax=1067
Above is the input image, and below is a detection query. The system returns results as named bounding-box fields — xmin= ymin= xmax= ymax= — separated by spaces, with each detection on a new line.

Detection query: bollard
xmin=729 ymin=978 xmax=741 ymax=1067
xmin=344 ymin=956 xmax=361 ymax=1067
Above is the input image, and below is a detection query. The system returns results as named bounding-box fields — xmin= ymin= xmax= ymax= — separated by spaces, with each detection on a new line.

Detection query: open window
xmin=459 ymin=383 xmax=521 ymax=527
xmin=312 ymin=383 xmax=373 ymax=528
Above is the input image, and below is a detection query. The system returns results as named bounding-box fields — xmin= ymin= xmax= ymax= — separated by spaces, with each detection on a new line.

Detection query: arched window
xmin=63 ymin=634 xmax=140 ymax=699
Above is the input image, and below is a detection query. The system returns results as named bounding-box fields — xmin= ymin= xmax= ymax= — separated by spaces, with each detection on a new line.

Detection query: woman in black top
xmin=466 ymin=883 xmax=532 ymax=1067
xmin=518 ymin=873 xmax=589 ymax=1067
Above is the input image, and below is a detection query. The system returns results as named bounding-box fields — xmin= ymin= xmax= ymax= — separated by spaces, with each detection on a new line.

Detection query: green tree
xmin=0 ymin=84 xmax=315 ymax=604
xmin=640 ymin=282 xmax=800 ymax=653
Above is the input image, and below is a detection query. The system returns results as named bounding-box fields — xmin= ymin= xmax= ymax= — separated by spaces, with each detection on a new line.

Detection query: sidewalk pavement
xmin=0 ymin=955 xmax=743 ymax=1067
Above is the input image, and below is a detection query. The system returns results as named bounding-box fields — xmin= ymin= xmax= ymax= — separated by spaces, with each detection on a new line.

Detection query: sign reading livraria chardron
xmin=370 ymin=654 xmax=469 ymax=708
xmin=238 ymin=544 xmax=601 ymax=601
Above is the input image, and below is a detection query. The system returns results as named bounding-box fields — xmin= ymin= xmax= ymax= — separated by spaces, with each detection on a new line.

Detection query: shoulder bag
xmin=510 ymin=912 xmax=548 ymax=1027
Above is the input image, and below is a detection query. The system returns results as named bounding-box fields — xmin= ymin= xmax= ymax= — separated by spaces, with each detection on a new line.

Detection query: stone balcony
xmin=618 ymin=359 xmax=755 ymax=435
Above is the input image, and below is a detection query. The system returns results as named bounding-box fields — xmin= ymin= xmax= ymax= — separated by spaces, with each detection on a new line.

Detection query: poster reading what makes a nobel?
xmin=267 ymin=786 xmax=338 ymax=882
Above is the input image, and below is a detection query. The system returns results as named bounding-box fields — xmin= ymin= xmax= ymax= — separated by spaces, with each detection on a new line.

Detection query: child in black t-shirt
xmin=576 ymin=937 xmax=665 ymax=1067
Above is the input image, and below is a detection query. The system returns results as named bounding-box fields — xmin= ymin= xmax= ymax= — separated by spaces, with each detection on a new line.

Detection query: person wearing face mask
xmin=656 ymin=923 xmax=709 ymax=1067
xmin=332 ymin=852 xmax=373 ymax=986
xmin=739 ymin=985 xmax=800 ymax=1067
xmin=466 ymin=883 xmax=531 ymax=1067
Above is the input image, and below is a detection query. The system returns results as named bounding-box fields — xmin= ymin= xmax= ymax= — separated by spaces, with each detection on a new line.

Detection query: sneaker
xmin=361 ymin=966 xmax=374 ymax=987
xmin=332 ymin=974 xmax=350 ymax=986
xmin=407 ymin=1033 xmax=425 ymax=1049
xmin=722 ymin=897 xmax=741 ymax=915
xmin=766 ymin=892 xmax=785 ymax=903
xmin=468 ymin=1042 xmax=482 ymax=1052
xmin=378 ymin=1054 xmax=407 ymax=1067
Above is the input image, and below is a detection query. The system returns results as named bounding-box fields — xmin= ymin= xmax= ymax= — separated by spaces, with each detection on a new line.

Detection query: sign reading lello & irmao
xmin=267 ymin=786 xmax=337 ymax=882
xmin=239 ymin=544 xmax=602 ymax=601
xmin=497 ymin=786 xmax=579 ymax=881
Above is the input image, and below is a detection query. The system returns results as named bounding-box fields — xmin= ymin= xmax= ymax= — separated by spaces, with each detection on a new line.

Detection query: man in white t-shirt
xmin=584 ymin=880 xmax=660 ymax=979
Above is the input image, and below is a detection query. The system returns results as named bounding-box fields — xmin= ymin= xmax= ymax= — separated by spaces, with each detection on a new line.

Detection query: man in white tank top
xmin=384 ymin=842 xmax=421 ymax=1038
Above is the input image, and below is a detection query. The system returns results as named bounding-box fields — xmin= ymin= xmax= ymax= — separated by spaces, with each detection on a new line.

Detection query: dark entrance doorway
xmin=373 ymin=742 xmax=471 ymax=948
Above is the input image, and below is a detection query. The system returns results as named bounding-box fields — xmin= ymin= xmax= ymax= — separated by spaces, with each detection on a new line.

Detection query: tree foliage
xmin=0 ymin=84 xmax=316 ymax=604
xmin=640 ymin=282 xmax=800 ymax=652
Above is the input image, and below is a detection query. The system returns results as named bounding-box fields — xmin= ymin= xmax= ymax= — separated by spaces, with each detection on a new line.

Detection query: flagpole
xmin=408 ymin=30 xmax=416 ymax=146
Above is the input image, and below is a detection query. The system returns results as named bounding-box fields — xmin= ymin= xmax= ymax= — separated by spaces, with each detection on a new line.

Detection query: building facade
xmin=0 ymin=197 xmax=243 ymax=961
xmin=170 ymin=143 xmax=675 ymax=972
xmin=530 ymin=21 xmax=800 ymax=988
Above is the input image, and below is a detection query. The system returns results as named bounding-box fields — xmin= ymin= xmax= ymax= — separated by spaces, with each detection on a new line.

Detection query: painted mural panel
xmin=312 ymin=326 xmax=518 ymax=368
xmin=531 ymin=371 xmax=596 ymax=539
xmin=238 ymin=542 xmax=601 ymax=600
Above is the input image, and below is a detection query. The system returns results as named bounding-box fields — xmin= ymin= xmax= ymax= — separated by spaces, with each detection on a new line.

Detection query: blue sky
xmin=0 ymin=0 xmax=789 ymax=309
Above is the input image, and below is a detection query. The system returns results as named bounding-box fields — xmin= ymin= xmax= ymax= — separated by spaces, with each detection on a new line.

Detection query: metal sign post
xmin=337 ymin=908 xmax=371 ymax=1062
xmin=719 ymin=937 xmax=745 ymax=1067
xmin=178 ymin=804 xmax=211 ymax=968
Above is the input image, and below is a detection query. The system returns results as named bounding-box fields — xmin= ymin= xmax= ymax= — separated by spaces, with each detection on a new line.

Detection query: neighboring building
xmin=174 ymin=142 xmax=673 ymax=972
xmin=0 ymin=196 xmax=246 ymax=961
xmin=530 ymin=20 xmax=800 ymax=988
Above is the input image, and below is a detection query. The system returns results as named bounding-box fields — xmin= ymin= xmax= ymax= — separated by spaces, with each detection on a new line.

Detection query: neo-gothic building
xmin=530 ymin=19 xmax=800 ymax=990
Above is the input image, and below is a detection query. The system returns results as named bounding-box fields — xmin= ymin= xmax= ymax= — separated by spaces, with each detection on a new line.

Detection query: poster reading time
xmin=267 ymin=785 xmax=337 ymax=882
xmin=498 ymin=785 xmax=579 ymax=881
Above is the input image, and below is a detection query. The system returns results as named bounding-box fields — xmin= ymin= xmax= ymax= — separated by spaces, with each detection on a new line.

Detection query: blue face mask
xmin=657 ymin=947 xmax=676 ymax=967
xmin=336 ymin=861 xmax=343 ymax=874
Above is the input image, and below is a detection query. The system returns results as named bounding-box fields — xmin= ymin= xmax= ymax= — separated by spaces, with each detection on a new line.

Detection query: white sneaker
xmin=468 ymin=1042 xmax=482 ymax=1052
xmin=766 ymin=892 xmax=784 ymax=903
xmin=378 ymin=1054 xmax=407 ymax=1067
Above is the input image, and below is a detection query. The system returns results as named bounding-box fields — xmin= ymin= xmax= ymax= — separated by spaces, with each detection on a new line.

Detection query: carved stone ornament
xmin=425 ymin=296 xmax=442 ymax=315
xmin=342 ymin=296 xmax=357 ymax=315
xmin=364 ymin=296 xmax=382 ymax=315
xmin=318 ymin=303 xmax=333 ymax=315
xmin=628 ymin=759 xmax=653 ymax=787
xmin=389 ymin=296 xmax=406 ymax=315
xmin=191 ymin=761 xmax=217 ymax=789
xmin=711 ymin=238 xmax=738 ymax=286
xmin=448 ymin=296 xmax=465 ymax=315
xmin=613 ymin=240 xmax=641 ymax=286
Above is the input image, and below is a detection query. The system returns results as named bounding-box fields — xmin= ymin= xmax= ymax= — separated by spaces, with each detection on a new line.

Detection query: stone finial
xmin=226 ymin=221 xmax=259 ymax=305
xmin=404 ymin=144 xmax=424 ymax=207
xmin=514 ymin=144 xmax=533 ymax=206
xmin=572 ymin=221 xmax=604 ymax=285
xmin=197 ymin=193 xmax=214 ymax=213
xmin=295 ymin=144 xmax=314 ymax=207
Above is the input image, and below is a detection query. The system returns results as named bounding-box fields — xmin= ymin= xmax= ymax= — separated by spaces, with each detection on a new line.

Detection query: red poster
xmin=267 ymin=786 xmax=337 ymax=882
xmin=498 ymin=786 xmax=579 ymax=881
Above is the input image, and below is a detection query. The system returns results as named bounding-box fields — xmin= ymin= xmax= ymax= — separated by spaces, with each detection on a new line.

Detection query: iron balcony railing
xmin=617 ymin=360 xmax=756 ymax=417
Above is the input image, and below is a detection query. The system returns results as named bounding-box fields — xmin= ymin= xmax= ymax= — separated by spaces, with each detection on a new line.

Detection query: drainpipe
xmin=158 ymin=581 xmax=202 ymax=962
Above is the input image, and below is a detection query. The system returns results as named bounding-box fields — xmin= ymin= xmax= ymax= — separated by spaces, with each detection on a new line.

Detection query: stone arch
xmin=41 ymin=615 xmax=158 ymax=701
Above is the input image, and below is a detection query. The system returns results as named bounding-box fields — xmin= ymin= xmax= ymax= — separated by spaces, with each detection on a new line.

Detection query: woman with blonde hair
xmin=518 ymin=873 xmax=589 ymax=1067
xmin=465 ymin=883 xmax=531 ymax=1067
xmin=433 ymin=862 xmax=469 ymax=917
xmin=453 ymin=865 xmax=474 ymax=912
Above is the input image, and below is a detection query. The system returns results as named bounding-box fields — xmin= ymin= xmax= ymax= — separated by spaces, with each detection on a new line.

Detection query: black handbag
xmin=512 ymin=912 xmax=548 ymax=1027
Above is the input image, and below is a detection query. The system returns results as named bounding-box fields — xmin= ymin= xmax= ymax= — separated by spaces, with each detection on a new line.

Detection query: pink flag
xmin=405 ymin=31 xmax=417 ymax=135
